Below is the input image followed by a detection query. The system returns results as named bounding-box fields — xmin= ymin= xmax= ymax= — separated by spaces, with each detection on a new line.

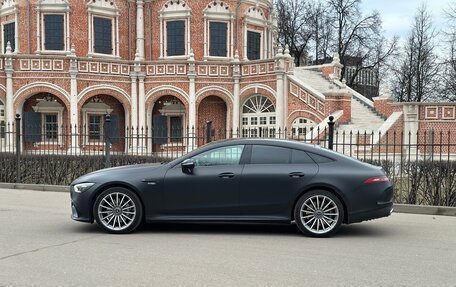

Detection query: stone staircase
xmin=334 ymin=97 xmax=386 ymax=154
xmin=290 ymin=67 xmax=388 ymax=154
xmin=337 ymin=97 xmax=385 ymax=133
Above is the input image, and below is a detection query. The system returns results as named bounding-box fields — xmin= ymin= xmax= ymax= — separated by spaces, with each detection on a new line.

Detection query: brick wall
xmin=325 ymin=94 xmax=351 ymax=124
xmin=373 ymin=98 xmax=401 ymax=118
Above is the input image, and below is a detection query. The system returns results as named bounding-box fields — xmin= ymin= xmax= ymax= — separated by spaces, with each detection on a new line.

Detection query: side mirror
xmin=181 ymin=159 xmax=195 ymax=174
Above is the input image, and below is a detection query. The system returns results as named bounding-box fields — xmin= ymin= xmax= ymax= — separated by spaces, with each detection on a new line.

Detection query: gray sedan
xmin=70 ymin=139 xmax=393 ymax=237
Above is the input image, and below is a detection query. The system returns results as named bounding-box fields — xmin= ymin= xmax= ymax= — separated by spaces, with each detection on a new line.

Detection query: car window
xmin=250 ymin=145 xmax=290 ymax=164
xmin=291 ymin=149 xmax=314 ymax=164
xmin=192 ymin=145 xmax=244 ymax=166
xmin=307 ymin=152 xmax=334 ymax=163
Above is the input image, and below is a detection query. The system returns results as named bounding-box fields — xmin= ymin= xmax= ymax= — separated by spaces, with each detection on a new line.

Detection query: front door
xmin=163 ymin=145 xmax=245 ymax=216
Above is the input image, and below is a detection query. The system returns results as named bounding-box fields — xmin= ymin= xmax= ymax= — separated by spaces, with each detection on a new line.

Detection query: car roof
xmin=168 ymin=138 xmax=363 ymax=167
xmin=204 ymin=138 xmax=322 ymax=151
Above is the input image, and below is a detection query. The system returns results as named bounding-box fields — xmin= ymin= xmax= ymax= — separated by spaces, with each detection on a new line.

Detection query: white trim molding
xmin=32 ymin=97 xmax=65 ymax=146
xmin=239 ymin=83 xmax=277 ymax=99
xmin=77 ymin=85 xmax=131 ymax=104
xmin=81 ymin=100 xmax=114 ymax=146
xmin=242 ymin=5 xmax=269 ymax=61
xmin=145 ymin=85 xmax=190 ymax=104
xmin=35 ymin=0 xmax=71 ymax=54
xmin=159 ymin=0 xmax=191 ymax=59
xmin=203 ymin=1 xmax=234 ymax=60
xmin=87 ymin=0 xmax=120 ymax=58
xmin=0 ymin=0 xmax=19 ymax=54
xmin=13 ymin=82 xmax=71 ymax=106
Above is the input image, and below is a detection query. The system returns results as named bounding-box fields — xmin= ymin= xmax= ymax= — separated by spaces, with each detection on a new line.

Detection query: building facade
xmin=0 ymin=0 xmax=455 ymax=154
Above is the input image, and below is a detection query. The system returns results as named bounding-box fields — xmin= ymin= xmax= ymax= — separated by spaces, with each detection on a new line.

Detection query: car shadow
xmin=138 ymin=222 xmax=301 ymax=237
xmin=69 ymin=220 xmax=393 ymax=238
xmin=134 ymin=222 xmax=393 ymax=238
xmin=336 ymin=223 xmax=394 ymax=238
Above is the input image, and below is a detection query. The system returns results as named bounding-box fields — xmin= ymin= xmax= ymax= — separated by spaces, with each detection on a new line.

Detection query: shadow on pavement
xmin=70 ymin=221 xmax=393 ymax=238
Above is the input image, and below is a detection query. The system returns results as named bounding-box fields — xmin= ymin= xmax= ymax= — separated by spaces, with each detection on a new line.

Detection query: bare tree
xmin=440 ymin=1 xmax=456 ymax=101
xmin=275 ymin=0 xmax=313 ymax=66
xmin=392 ymin=4 xmax=440 ymax=102
xmin=318 ymin=0 xmax=397 ymax=98
xmin=326 ymin=0 xmax=382 ymax=80
xmin=308 ymin=0 xmax=333 ymax=64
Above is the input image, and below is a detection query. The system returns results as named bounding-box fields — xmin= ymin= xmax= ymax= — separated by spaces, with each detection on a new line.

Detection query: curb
xmin=0 ymin=183 xmax=69 ymax=193
xmin=1 ymin=183 xmax=455 ymax=217
xmin=393 ymin=204 xmax=456 ymax=217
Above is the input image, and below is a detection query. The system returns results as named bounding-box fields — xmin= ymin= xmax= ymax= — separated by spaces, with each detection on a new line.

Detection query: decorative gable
xmin=160 ymin=0 xmax=191 ymax=18
xmin=204 ymin=1 xmax=231 ymax=15
xmin=244 ymin=5 xmax=266 ymax=26
xmin=87 ymin=0 xmax=118 ymax=16
xmin=37 ymin=0 xmax=70 ymax=12
xmin=0 ymin=0 xmax=17 ymax=16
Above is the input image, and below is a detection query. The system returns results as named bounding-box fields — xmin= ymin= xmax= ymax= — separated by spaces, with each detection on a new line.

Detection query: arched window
xmin=241 ymin=95 xmax=276 ymax=138
xmin=291 ymin=117 xmax=316 ymax=139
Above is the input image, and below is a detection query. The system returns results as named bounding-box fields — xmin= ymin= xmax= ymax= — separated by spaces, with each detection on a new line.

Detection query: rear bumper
xmin=347 ymin=201 xmax=393 ymax=224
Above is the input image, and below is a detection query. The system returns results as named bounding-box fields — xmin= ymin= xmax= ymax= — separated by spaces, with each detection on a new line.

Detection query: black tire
xmin=294 ymin=190 xmax=344 ymax=237
xmin=93 ymin=187 xmax=143 ymax=234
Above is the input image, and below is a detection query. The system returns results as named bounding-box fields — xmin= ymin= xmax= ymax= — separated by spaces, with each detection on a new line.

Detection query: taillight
xmin=364 ymin=176 xmax=390 ymax=184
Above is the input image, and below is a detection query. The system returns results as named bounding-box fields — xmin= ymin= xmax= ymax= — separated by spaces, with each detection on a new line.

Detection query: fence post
xmin=104 ymin=114 xmax=111 ymax=168
xmin=206 ymin=121 xmax=212 ymax=143
xmin=328 ymin=115 xmax=335 ymax=150
xmin=15 ymin=114 xmax=21 ymax=183
xmin=429 ymin=128 xmax=434 ymax=160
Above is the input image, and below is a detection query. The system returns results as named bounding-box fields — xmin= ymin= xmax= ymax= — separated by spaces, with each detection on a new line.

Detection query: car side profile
xmin=70 ymin=139 xmax=393 ymax=237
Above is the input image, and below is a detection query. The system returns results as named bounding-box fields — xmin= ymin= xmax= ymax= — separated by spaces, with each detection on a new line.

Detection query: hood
xmin=71 ymin=162 xmax=165 ymax=185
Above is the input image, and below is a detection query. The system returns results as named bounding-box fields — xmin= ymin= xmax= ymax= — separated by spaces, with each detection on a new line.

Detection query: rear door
xmin=239 ymin=145 xmax=318 ymax=218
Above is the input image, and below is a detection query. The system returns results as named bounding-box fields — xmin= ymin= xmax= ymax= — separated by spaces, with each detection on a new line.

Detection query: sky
xmin=361 ymin=0 xmax=453 ymax=39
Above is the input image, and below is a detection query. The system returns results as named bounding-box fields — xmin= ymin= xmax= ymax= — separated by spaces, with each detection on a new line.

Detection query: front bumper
xmin=70 ymin=184 xmax=97 ymax=223
xmin=71 ymin=201 xmax=93 ymax=223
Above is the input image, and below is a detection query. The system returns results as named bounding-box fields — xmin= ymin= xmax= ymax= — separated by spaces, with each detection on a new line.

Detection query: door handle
xmin=218 ymin=172 xmax=235 ymax=179
xmin=289 ymin=172 xmax=305 ymax=178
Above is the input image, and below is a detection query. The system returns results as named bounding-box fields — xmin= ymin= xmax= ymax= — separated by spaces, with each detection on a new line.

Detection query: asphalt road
xmin=0 ymin=188 xmax=455 ymax=287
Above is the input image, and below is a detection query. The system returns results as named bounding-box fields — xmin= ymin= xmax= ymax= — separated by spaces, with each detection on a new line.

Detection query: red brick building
xmin=0 ymin=0 xmax=455 ymax=154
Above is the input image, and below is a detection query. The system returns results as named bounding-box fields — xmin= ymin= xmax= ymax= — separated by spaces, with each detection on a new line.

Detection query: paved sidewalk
xmin=1 ymin=188 xmax=456 ymax=287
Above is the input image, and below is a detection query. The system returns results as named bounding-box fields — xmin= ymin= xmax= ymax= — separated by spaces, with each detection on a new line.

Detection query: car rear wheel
xmin=93 ymin=187 xmax=143 ymax=234
xmin=294 ymin=190 xmax=344 ymax=237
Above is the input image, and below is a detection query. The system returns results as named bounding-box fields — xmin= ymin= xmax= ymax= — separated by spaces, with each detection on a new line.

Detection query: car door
xmin=163 ymin=145 xmax=245 ymax=217
xmin=239 ymin=145 xmax=318 ymax=218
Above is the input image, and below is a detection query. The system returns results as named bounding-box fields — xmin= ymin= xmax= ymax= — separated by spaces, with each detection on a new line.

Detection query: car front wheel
xmin=294 ymin=190 xmax=344 ymax=237
xmin=93 ymin=187 xmax=143 ymax=234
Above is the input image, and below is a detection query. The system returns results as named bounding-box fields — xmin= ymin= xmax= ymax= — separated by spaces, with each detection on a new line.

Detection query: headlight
xmin=73 ymin=183 xmax=95 ymax=193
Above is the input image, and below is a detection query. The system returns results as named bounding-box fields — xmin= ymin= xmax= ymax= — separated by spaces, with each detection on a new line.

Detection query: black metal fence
xmin=1 ymin=114 xmax=455 ymax=206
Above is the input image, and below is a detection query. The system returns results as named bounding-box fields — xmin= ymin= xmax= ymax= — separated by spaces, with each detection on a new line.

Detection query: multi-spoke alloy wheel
xmin=94 ymin=188 xmax=143 ymax=234
xmin=294 ymin=190 xmax=344 ymax=237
